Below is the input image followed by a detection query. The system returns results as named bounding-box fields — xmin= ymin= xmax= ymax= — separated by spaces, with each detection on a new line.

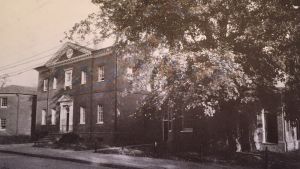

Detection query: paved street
xmin=0 ymin=144 xmax=259 ymax=169
xmin=0 ymin=152 xmax=112 ymax=169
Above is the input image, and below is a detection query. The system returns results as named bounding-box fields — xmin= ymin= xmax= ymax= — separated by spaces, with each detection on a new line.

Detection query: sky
xmin=0 ymin=0 xmax=100 ymax=87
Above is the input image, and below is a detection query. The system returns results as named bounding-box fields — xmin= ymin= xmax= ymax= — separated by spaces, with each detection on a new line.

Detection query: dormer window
xmin=64 ymin=69 xmax=72 ymax=89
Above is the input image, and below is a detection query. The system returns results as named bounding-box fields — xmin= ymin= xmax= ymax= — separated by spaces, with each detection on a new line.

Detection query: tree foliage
xmin=66 ymin=0 xmax=300 ymax=120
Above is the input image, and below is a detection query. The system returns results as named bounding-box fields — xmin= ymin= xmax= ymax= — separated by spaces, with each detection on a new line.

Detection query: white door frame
xmin=58 ymin=95 xmax=73 ymax=133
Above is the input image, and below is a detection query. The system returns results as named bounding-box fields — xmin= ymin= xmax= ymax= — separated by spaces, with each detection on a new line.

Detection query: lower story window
xmin=51 ymin=109 xmax=56 ymax=125
xmin=97 ymin=105 xmax=104 ymax=124
xmin=80 ymin=107 xmax=86 ymax=124
xmin=42 ymin=109 xmax=46 ymax=125
xmin=0 ymin=118 xmax=6 ymax=130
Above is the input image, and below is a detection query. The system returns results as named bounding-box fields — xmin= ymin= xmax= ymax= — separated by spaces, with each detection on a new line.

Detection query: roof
xmin=0 ymin=85 xmax=37 ymax=95
xmin=44 ymin=42 xmax=94 ymax=67
xmin=34 ymin=42 xmax=114 ymax=70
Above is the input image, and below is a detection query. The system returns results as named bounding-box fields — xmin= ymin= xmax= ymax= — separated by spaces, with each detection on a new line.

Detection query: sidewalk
xmin=0 ymin=144 xmax=250 ymax=169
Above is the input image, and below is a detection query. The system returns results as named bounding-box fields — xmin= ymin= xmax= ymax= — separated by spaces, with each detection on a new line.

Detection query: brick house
xmin=34 ymin=42 xmax=144 ymax=144
xmin=0 ymin=85 xmax=37 ymax=136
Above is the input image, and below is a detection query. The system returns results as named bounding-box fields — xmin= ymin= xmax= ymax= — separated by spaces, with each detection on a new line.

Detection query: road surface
xmin=0 ymin=152 xmax=113 ymax=169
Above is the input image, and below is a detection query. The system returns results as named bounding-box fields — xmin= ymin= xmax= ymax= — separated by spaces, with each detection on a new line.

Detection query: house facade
xmin=0 ymin=85 xmax=37 ymax=136
xmin=34 ymin=42 xmax=144 ymax=144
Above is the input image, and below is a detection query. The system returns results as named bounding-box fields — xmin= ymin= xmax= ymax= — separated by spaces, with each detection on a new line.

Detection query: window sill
xmin=79 ymin=123 xmax=86 ymax=125
xmin=97 ymin=80 xmax=105 ymax=82
xmin=0 ymin=107 xmax=7 ymax=109
xmin=96 ymin=122 xmax=104 ymax=124
xmin=262 ymin=142 xmax=278 ymax=145
xmin=0 ymin=129 xmax=6 ymax=131
xmin=180 ymin=128 xmax=193 ymax=133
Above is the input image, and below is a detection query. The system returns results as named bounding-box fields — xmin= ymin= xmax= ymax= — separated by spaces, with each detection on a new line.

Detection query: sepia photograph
xmin=0 ymin=0 xmax=300 ymax=168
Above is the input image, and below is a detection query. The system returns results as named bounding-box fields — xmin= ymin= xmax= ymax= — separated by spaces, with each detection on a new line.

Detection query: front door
xmin=60 ymin=103 xmax=73 ymax=133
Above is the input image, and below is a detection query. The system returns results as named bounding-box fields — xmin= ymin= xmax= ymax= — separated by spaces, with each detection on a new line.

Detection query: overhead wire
xmin=0 ymin=39 xmax=96 ymax=78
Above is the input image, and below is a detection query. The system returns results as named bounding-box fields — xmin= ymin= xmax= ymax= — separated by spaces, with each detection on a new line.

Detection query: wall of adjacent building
xmin=0 ymin=93 xmax=35 ymax=136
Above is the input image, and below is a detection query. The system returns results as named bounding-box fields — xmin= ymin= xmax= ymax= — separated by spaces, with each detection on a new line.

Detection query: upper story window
xmin=98 ymin=66 xmax=104 ymax=82
xmin=97 ymin=105 xmax=104 ymax=124
xmin=0 ymin=98 xmax=7 ymax=108
xmin=81 ymin=71 xmax=87 ymax=85
xmin=43 ymin=79 xmax=48 ymax=91
xmin=41 ymin=109 xmax=46 ymax=125
xmin=64 ymin=69 xmax=72 ymax=88
xmin=53 ymin=77 xmax=57 ymax=90
xmin=0 ymin=118 xmax=6 ymax=130
xmin=80 ymin=107 xmax=86 ymax=124
xmin=127 ymin=67 xmax=133 ymax=80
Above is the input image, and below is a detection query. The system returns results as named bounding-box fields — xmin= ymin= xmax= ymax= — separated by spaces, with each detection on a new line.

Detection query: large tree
xmin=66 ymin=0 xmax=300 ymax=150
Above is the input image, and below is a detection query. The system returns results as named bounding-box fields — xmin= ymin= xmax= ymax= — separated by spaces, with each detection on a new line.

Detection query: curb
xmin=0 ymin=149 xmax=141 ymax=169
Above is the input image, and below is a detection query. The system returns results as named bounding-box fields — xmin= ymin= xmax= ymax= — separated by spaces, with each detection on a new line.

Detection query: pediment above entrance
xmin=57 ymin=95 xmax=73 ymax=102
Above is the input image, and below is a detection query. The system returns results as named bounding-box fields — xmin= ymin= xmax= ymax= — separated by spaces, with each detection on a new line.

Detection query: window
xmin=181 ymin=112 xmax=194 ymax=133
xmin=98 ymin=66 xmax=104 ymax=82
xmin=53 ymin=77 xmax=57 ymax=90
xmin=64 ymin=69 xmax=72 ymax=88
xmin=0 ymin=118 xmax=6 ymax=130
xmin=51 ymin=109 xmax=56 ymax=125
xmin=81 ymin=71 xmax=87 ymax=85
xmin=41 ymin=109 xmax=46 ymax=125
xmin=0 ymin=98 xmax=7 ymax=108
xmin=97 ymin=105 xmax=104 ymax=124
xmin=80 ymin=107 xmax=86 ymax=124
xmin=126 ymin=67 xmax=133 ymax=80
xmin=43 ymin=79 xmax=48 ymax=91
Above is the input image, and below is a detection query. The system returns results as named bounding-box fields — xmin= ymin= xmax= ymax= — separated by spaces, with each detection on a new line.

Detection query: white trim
xmin=261 ymin=109 xmax=266 ymax=143
xmin=47 ymin=50 xmax=113 ymax=68
xmin=59 ymin=101 xmax=73 ymax=133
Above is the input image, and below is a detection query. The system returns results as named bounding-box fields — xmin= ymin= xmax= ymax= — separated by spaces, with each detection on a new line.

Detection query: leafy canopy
xmin=66 ymin=0 xmax=300 ymax=119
